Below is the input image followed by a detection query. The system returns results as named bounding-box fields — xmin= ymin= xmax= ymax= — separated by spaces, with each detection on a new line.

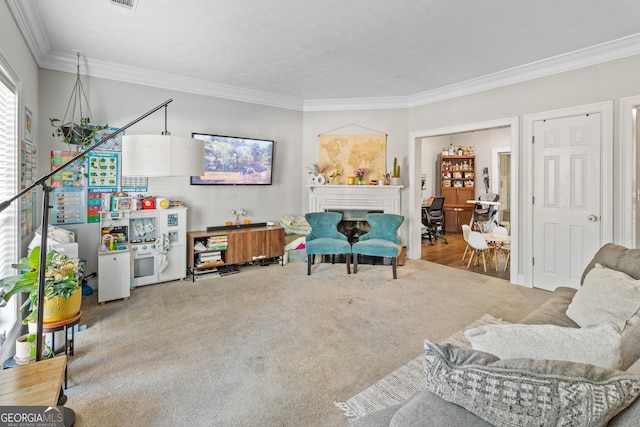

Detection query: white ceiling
xmin=8 ymin=0 xmax=640 ymax=110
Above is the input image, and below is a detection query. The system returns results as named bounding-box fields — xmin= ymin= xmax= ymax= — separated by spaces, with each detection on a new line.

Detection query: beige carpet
xmin=64 ymin=259 xmax=552 ymax=427
xmin=335 ymin=313 xmax=510 ymax=419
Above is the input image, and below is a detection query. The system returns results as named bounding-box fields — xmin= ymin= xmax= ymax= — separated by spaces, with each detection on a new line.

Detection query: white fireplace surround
xmin=308 ymin=185 xmax=402 ymax=214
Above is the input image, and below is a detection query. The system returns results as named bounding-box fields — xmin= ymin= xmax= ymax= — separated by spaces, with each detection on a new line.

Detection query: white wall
xmin=38 ymin=70 xmax=303 ymax=280
xmin=301 ymin=109 xmax=410 ymax=241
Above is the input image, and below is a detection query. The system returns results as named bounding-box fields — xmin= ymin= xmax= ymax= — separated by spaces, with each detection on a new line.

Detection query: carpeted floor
xmin=335 ymin=313 xmax=510 ymax=419
xmin=65 ymin=259 xmax=552 ymax=426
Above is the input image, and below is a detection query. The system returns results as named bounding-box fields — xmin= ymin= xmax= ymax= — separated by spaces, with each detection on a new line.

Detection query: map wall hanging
xmin=318 ymin=133 xmax=387 ymax=184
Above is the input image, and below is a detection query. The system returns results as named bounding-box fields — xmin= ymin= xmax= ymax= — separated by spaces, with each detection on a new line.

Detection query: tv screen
xmin=190 ymin=133 xmax=274 ymax=185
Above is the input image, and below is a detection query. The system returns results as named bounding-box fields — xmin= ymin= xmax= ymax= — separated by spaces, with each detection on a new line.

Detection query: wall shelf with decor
xmin=440 ymin=155 xmax=475 ymax=233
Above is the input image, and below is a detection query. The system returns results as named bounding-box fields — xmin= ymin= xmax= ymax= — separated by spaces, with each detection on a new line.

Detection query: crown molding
xmin=38 ymin=52 xmax=303 ymax=111
xmin=406 ymin=33 xmax=640 ymax=108
xmin=6 ymin=0 xmax=50 ymax=62
xmin=10 ymin=0 xmax=640 ymax=112
xmin=306 ymin=33 xmax=640 ymax=111
xmin=302 ymin=96 xmax=409 ymax=112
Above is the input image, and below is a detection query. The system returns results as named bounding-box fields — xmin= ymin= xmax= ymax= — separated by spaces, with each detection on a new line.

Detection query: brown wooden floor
xmin=421 ymin=231 xmax=510 ymax=281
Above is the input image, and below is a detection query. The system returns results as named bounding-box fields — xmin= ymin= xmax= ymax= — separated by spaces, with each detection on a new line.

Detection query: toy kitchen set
xmin=98 ymin=196 xmax=187 ymax=304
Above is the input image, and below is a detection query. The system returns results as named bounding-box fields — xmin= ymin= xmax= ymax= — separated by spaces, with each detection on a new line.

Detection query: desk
xmin=0 ymin=356 xmax=66 ymax=406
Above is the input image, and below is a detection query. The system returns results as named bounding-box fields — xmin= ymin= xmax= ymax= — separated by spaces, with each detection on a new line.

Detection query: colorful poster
xmin=121 ymin=176 xmax=148 ymax=193
xmin=20 ymin=140 xmax=38 ymax=236
xmin=87 ymin=151 xmax=119 ymax=191
xmin=92 ymin=127 xmax=123 ymax=151
xmin=50 ymin=188 xmax=84 ymax=225
xmin=87 ymin=191 xmax=104 ymax=223
xmin=50 ymin=150 xmax=85 ymax=188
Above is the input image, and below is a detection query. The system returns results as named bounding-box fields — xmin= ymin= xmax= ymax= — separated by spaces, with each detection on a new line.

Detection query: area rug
xmin=335 ymin=313 xmax=510 ymax=420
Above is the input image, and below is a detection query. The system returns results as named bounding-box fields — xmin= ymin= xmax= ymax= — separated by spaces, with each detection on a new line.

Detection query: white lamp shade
xmin=122 ymin=135 xmax=204 ymax=177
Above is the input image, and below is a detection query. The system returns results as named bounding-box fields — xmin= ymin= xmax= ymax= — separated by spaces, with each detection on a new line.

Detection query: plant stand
xmin=41 ymin=311 xmax=82 ymax=389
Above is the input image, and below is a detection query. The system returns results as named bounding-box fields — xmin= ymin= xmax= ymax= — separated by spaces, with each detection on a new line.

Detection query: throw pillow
xmin=566 ymin=263 xmax=640 ymax=331
xmin=464 ymin=322 xmax=622 ymax=369
xmin=423 ymin=340 xmax=640 ymax=427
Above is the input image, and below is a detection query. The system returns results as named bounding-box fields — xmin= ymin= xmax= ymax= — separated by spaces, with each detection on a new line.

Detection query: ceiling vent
xmin=110 ymin=0 xmax=138 ymax=10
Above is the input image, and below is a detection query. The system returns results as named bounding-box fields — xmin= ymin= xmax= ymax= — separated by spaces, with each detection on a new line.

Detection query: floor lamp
xmin=0 ymin=98 xmax=202 ymax=362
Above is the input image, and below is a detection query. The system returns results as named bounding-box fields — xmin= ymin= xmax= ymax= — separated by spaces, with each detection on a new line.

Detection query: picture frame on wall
xmin=24 ymin=106 xmax=33 ymax=142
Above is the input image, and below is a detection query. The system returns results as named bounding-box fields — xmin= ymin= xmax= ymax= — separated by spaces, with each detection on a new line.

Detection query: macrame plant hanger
xmin=57 ymin=52 xmax=98 ymax=151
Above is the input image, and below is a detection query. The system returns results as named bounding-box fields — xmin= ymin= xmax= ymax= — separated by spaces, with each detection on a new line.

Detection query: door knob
xmin=587 ymin=214 xmax=598 ymax=222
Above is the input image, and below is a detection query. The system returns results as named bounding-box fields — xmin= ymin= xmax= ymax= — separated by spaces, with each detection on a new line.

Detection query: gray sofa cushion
xmin=349 ymin=402 xmax=405 ymax=427
xmin=567 ymin=263 xmax=640 ymax=331
xmin=389 ymin=390 xmax=492 ymax=427
xmin=422 ymin=341 xmax=640 ymax=427
xmin=518 ymin=286 xmax=578 ymax=327
xmin=581 ymin=243 xmax=640 ymax=284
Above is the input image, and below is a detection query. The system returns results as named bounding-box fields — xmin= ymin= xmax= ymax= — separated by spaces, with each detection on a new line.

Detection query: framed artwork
xmin=24 ymin=107 xmax=33 ymax=142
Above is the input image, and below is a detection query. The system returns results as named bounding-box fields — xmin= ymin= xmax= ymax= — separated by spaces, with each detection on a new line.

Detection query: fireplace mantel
xmin=308 ymin=185 xmax=402 ymax=214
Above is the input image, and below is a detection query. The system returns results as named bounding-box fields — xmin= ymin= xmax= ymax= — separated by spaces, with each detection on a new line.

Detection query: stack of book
xmin=207 ymin=235 xmax=228 ymax=250
xmin=196 ymin=251 xmax=224 ymax=267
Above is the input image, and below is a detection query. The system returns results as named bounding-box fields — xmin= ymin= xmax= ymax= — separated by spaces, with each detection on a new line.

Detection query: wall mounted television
xmin=190 ymin=133 xmax=274 ymax=185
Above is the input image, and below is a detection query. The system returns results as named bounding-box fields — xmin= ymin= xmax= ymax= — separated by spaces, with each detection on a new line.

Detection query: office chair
xmin=472 ymin=193 xmax=500 ymax=232
xmin=422 ymin=196 xmax=448 ymax=245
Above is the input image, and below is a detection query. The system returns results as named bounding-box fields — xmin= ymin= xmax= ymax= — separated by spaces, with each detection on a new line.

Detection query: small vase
xmin=357 ymin=178 xmax=363 ymax=185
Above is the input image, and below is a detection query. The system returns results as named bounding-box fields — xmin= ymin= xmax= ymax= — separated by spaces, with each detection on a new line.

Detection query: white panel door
xmin=532 ymin=114 xmax=601 ymax=291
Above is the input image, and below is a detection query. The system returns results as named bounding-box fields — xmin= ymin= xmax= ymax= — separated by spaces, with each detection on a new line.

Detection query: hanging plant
xmin=49 ymin=52 xmax=107 ymax=151
xmin=50 ymin=116 xmax=107 ymax=147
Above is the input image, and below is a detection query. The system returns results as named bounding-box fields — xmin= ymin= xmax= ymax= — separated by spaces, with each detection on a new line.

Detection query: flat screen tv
xmin=190 ymin=133 xmax=274 ymax=185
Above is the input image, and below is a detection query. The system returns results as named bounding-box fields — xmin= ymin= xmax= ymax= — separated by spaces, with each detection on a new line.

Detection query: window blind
xmin=0 ymin=69 xmax=18 ymax=341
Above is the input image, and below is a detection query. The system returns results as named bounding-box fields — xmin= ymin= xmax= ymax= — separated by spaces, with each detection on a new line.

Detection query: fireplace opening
xmin=326 ymin=209 xmax=391 ymax=265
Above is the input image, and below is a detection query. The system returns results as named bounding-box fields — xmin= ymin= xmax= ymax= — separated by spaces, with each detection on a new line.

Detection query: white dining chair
xmin=492 ymin=225 xmax=510 ymax=271
xmin=461 ymin=224 xmax=471 ymax=262
xmin=466 ymin=229 xmax=492 ymax=272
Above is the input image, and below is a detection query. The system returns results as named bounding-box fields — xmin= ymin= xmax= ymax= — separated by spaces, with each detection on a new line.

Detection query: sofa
xmin=351 ymin=243 xmax=640 ymax=426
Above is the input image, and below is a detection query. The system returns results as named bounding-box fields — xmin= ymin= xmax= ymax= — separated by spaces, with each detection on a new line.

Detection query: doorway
xmin=409 ymin=117 xmax=519 ymax=284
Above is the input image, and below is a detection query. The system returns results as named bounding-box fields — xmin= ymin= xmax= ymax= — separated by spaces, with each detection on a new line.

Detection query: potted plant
xmin=50 ymin=116 xmax=107 ymax=148
xmin=14 ymin=332 xmax=54 ymax=364
xmin=0 ymin=246 xmax=82 ymax=325
xmin=390 ymin=157 xmax=402 ymax=185
xmin=329 ymin=169 xmax=342 ymax=184
xmin=231 ymin=208 xmax=247 ymax=225
xmin=49 ymin=52 xmax=107 ymax=151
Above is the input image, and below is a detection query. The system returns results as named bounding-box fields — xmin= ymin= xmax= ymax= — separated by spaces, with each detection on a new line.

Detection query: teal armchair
xmin=351 ymin=213 xmax=404 ymax=279
xmin=304 ymin=212 xmax=352 ymax=275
